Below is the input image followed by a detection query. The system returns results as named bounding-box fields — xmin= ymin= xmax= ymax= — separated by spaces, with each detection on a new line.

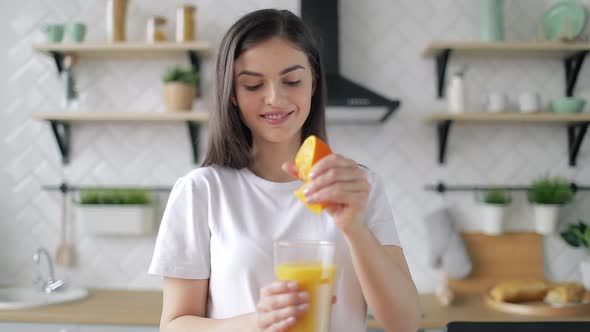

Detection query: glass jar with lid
xmin=176 ymin=4 xmax=196 ymax=42
xmin=146 ymin=16 xmax=167 ymax=42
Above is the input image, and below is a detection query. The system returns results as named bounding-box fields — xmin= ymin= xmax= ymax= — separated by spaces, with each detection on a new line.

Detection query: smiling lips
xmin=261 ymin=111 xmax=294 ymax=125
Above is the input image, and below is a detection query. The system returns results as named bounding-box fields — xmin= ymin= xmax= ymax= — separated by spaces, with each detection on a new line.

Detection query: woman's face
xmin=234 ymin=37 xmax=314 ymax=145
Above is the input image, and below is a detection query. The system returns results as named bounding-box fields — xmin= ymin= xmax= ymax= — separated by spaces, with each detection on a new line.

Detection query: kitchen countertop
xmin=369 ymin=293 xmax=590 ymax=330
xmin=2 ymin=289 xmax=589 ymax=329
xmin=0 ymin=289 xmax=161 ymax=325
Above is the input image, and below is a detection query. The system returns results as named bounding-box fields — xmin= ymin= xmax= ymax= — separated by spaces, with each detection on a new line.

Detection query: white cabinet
xmin=0 ymin=322 xmax=158 ymax=332
xmin=0 ymin=322 xmax=78 ymax=332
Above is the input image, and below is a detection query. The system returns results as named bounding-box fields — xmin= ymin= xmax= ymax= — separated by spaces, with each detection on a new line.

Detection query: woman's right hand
xmin=255 ymin=281 xmax=309 ymax=331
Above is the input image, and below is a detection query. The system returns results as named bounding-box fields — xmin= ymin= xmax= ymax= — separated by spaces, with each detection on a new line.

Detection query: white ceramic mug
xmin=518 ymin=92 xmax=540 ymax=113
xmin=485 ymin=93 xmax=508 ymax=112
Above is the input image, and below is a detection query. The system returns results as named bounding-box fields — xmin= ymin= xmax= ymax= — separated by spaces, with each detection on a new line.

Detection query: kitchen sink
xmin=0 ymin=287 xmax=89 ymax=310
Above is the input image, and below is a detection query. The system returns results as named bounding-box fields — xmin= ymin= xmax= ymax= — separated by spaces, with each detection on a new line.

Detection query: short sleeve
xmin=148 ymin=175 xmax=211 ymax=279
xmin=364 ymin=170 xmax=400 ymax=246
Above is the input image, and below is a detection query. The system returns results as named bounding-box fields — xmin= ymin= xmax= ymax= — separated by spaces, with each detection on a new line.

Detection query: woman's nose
xmin=264 ymin=83 xmax=287 ymax=108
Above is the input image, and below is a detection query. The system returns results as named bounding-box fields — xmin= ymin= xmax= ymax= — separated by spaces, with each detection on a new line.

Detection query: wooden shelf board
xmin=426 ymin=112 xmax=590 ymax=123
xmin=32 ymin=111 xmax=210 ymax=123
xmin=423 ymin=41 xmax=590 ymax=58
xmin=32 ymin=41 xmax=212 ymax=58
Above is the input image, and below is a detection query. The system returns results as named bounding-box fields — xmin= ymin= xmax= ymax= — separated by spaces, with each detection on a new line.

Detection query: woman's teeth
xmin=263 ymin=112 xmax=291 ymax=119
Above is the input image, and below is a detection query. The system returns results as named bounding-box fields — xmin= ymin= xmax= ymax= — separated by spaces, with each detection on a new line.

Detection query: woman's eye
xmin=284 ymin=80 xmax=301 ymax=86
xmin=244 ymin=84 xmax=263 ymax=91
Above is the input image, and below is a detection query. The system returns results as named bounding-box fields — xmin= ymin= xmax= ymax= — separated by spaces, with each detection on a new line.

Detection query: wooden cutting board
xmin=448 ymin=232 xmax=590 ymax=317
xmin=448 ymin=232 xmax=544 ymax=294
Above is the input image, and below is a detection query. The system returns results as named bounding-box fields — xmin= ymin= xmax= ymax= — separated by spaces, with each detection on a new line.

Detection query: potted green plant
xmin=528 ymin=176 xmax=574 ymax=235
xmin=74 ymin=188 xmax=155 ymax=236
xmin=560 ymin=221 xmax=590 ymax=290
xmin=480 ymin=189 xmax=511 ymax=235
xmin=162 ymin=65 xmax=198 ymax=111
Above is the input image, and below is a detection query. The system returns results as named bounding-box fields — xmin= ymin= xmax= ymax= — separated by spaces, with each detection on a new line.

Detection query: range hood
xmin=301 ymin=0 xmax=400 ymax=123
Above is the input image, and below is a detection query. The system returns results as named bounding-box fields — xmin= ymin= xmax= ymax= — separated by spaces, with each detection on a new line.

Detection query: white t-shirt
xmin=149 ymin=165 xmax=400 ymax=332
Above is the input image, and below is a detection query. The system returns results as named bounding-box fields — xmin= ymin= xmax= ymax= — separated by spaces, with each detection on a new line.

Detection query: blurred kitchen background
xmin=2 ymin=0 xmax=590 ymax=298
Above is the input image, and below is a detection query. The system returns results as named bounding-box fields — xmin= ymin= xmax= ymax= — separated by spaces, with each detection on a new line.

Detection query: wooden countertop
xmin=368 ymin=294 xmax=590 ymax=330
xmin=0 ymin=289 xmax=162 ymax=326
xmin=2 ymin=289 xmax=589 ymax=329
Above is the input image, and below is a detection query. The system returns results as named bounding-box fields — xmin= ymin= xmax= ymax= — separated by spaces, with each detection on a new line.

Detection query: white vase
xmin=74 ymin=204 xmax=156 ymax=236
xmin=480 ymin=203 xmax=505 ymax=235
xmin=532 ymin=204 xmax=560 ymax=235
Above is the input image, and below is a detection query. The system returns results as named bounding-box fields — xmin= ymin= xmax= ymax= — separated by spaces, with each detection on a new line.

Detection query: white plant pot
xmin=532 ymin=204 xmax=560 ymax=235
xmin=480 ymin=203 xmax=506 ymax=235
xmin=581 ymin=260 xmax=590 ymax=291
xmin=75 ymin=204 xmax=156 ymax=236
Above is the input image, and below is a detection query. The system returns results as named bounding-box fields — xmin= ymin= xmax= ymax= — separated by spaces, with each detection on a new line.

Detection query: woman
xmin=149 ymin=8 xmax=420 ymax=332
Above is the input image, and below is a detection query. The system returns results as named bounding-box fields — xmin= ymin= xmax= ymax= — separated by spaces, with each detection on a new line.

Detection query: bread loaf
xmin=489 ymin=280 xmax=550 ymax=302
xmin=544 ymin=282 xmax=585 ymax=305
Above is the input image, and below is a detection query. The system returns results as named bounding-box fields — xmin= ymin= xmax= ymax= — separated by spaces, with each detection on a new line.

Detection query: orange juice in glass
xmin=274 ymin=241 xmax=336 ymax=332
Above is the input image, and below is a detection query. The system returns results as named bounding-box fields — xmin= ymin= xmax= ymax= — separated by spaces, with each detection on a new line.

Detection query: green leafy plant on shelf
xmin=162 ymin=66 xmax=199 ymax=86
xmin=528 ymin=176 xmax=574 ymax=205
xmin=78 ymin=189 xmax=150 ymax=205
xmin=483 ymin=189 xmax=511 ymax=205
xmin=560 ymin=221 xmax=590 ymax=249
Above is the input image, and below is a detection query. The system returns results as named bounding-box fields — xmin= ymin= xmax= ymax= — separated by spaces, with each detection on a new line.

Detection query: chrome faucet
xmin=33 ymin=247 xmax=66 ymax=294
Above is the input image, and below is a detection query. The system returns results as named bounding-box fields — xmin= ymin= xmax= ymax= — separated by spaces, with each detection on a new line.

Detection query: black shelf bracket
xmin=379 ymin=100 xmax=401 ymax=123
xmin=187 ymin=122 xmax=201 ymax=164
xmin=50 ymin=51 xmax=65 ymax=74
xmin=49 ymin=120 xmax=71 ymax=164
xmin=187 ymin=51 xmax=201 ymax=98
xmin=437 ymin=120 xmax=453 ymax=164
xmin=564 ymin=50 xmax=588 ymax=97
xmin=567 ymin=122 xmax=589 ymax=166
xmin=435 ymin=49 xmax=452 ymax=98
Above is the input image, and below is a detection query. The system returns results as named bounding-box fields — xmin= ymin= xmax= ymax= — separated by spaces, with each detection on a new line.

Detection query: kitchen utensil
xmin=551 ymin=97 xmax=586 ymax=113
xmin=479 ymin=0 xmax=504 ymax=41
xmin=274 ymin=241 xmax=335 ymax=332
xmin=56 ymin=185 xmax=75 ymax=266
xmin=146 ymin=16 xmax=167 ymax=42
xmin=176 ymin=4 xmax=196 ymax=42
xmin=44 ymin=24 xmax=65 ymax=43
xmin=62 ymin=55 xmax=79 ymax=110
xmin=106 ymin=0 xmax=128 ymax=42
xmin=447 ymin=68 xmax=467 ymax=113
xmin=68 ymin=22 xmax=86 ymax=43
xmin=542 ymin=0 xmax=587 ymax=41
xmin=518 ymin=92 xmax=541 ymax=113
xmin=484 ymin=92 xmax=508 ymax=112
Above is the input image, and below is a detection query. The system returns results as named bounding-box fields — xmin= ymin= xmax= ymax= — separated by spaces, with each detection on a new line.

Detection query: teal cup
xmin=44 ymin=24 xmax=65 ymax=43
xmin=68 ymin=23 xmax=86 ymax=43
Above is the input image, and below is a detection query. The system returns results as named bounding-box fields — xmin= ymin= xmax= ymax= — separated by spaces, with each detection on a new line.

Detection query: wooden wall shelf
xmin=32 ymin=111 xmax=209 ymax=122
xmin=425 ymin=112 xmax=590 ymax=166
xmin=33 ymin=41 xmax=212 ymax=165
xmin=32 ymin=112 xmax=210 ymax=165
xmin=422 ymin=41 xmax=589 ymax=98
xmin=32 ymin=42 xmax=211 ymax=85
xmin=33 ymin=41 xmax=211 ymax=59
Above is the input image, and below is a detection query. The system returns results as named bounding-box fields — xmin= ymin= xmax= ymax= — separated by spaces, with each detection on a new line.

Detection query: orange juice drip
xmin=275 ymin=262 xmax=336 ymax=332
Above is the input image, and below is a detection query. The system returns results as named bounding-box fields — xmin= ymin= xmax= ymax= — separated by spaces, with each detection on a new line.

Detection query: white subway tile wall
xmin=1 ymin=0 xmax=590 ymax=292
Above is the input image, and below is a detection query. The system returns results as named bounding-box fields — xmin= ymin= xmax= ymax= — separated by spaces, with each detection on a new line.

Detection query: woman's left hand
xmin=282 ymin=154 xmax=370 ymax=233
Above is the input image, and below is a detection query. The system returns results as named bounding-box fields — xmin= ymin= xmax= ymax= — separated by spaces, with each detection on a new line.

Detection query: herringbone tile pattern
xmin=1 ymin=0 xmax=589 ymax=292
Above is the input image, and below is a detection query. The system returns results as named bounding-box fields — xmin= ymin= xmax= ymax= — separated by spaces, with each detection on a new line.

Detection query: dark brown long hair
xmin=202 ymin=9 xmax=327 ymax=169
